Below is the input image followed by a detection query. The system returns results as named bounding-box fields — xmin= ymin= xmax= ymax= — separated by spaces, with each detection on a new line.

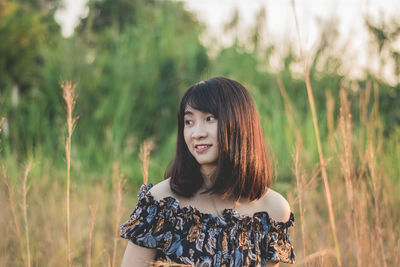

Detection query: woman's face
xmin=183 ymin=105 xmax=219 ymax=175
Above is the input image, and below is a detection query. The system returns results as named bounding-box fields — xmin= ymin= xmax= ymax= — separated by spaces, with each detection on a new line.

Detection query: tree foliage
xmin=0 ymin=2 xmax=47 ymax=93
xmin=0 ymin=0 xmax=399 ymax=178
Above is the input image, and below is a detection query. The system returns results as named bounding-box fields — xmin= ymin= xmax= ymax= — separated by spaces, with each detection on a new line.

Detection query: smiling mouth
xmin=195 ymin=144 xmax=212 ymax=152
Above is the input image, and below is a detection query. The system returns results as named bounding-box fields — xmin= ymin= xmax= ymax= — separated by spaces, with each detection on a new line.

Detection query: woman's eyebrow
xmin=184 ymin=110 xmax=193 ymax=115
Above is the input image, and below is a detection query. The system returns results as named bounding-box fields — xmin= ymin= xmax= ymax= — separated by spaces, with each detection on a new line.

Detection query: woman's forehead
xmin=184 ymin=104 xmax=195 ymax=112
xmin=181 ymin=88 xmax=218 ymax=115
xmin=184 ymin=105 xmax=211 ymax=115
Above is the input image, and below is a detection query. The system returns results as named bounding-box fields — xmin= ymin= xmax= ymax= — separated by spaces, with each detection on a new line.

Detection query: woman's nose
xmin=191 ymin=124 xmax=207 ymax=139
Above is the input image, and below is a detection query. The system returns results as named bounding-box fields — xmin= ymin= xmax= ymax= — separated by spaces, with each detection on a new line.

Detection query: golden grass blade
xmin=291 ymin=1 xmax=342 ymax=265
xmin=293 ymin=145 xmax=307 ymax=266
xmin=367 ymin=144 xmax=387 ymax=267
xmin=305 ymin=69 xmax=342 ymax=267
xmin=140 ymin=140 xmax=154 ymax=185
xmin=111 ymin=161 xmax=126 ymax=267
xmin=325 ymin=90 xmax=335 ymax=143
xmin=367 ymin=82 xmax=387 ymax=266
xmin=2 ymin=165 xmax=26 ymax=266
xmin=86 ymin=205 xmax=97 ymax=267
xmin=277 ymin=76 xmax=303 ymax=147
xmin=61 ymin=80 xmax=79 ymax=267
xmin=22 ymin=161 xmax=33 ymax=267
xmin=296 ymin=249 xmax=336 ymax=265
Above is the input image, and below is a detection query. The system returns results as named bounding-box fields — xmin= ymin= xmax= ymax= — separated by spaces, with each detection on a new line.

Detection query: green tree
xmin=0 ymin=2 xmax=47 ymax=93
xmin=68 ymin=1 xmax=209 ymax=168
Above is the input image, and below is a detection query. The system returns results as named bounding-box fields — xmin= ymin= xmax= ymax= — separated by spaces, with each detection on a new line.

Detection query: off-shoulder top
xmin=120 ymin=184 xmax=295 ymax=266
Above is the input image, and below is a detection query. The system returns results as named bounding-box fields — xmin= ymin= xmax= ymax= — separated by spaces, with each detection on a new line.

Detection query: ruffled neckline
xmin=137 ymin=183 xmax=295 ymax=229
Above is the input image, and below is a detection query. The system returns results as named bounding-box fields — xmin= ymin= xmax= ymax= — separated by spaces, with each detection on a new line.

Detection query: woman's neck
xmin=200 ymin=166 xmax=216 ymax=190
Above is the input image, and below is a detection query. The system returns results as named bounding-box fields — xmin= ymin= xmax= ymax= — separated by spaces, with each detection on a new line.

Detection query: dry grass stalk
xmin=304 ymin=67 xmax=341 ymax=267
xmin=2 ymin=165 xmax=26 ymax=266
xmin=97 ymin=248 xmax=111 ymax=267
xmin=355 ymin=84 xmax=371 ymax=187
xmin=111 ymin=161 xmax=126 ymax=267
xmin=325 ymin=90 xmax=335 ymax=143
xmin=357 ymin=183 xmax=370 ymax=264
xmin=277 ymin=76 xmax=303 ymax=147
xmin=368 ymin=83 xmax=384 ymax=152
xmin=359 ymin=81 xmax=371 ymax=127
xmin=355 ymin=81 xmax=392 ymax=265
xmin=61 ymin=80 xmax=79 ymax=267
xmin=366 ymin=143 xmax=387 ymax=267
xmin=291 ymin=1 xmax=341 ymax=264
xmin=367 ymin=83 xmax=387 ymax=266
xmin=140 ymin=140 xmax=154 ymax=185
xmin=337 ymin=89 xmax=362 ymax=266
xmin=296 ymin=249 xmax=336 ymax=266
xmin=86 ymin=205 xmax=97 ymax=267
xmin=22 ymin=161 xmax=33 ymax=267
xmin=293 ymin=145 xmax=307 ymax=266
xmin=356 ymin=81 xmax=372 ymax=184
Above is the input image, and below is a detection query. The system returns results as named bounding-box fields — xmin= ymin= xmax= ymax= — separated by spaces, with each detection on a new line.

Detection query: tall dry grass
xmin=86 ymin=205 xmax=97 ymax=267
xmin=286 ymin=83 xmax=398 ymax=266
xmin=2 ymin=165 xmax=25 ymax=266
xmin=337 ymin=89 xmax=361 ymax=266
xmin=111 ymin=161 xmax=126 ymax=267
xmin=1 ymin=81 xmax=399 ymax=266
xmin=291 ymin=0 xmax=342 ymax=263
xmin=139 ymin=140 xmax=154 ymax=186
xmin=22 ymin=162 xmax=33 ymax=267
xmin=61 ymin=80 xmax=79 ymax=267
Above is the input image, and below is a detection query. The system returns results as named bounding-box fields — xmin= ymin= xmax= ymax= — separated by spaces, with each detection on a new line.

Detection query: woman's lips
xmin=195 ymin=144 xmax=212 ymax=153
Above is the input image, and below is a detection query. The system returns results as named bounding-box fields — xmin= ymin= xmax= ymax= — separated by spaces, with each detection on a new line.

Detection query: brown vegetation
xmin=0 ymin=80 xmax=398 ymax=267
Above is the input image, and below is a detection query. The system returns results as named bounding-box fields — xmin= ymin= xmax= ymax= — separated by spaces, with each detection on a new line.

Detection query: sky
xmin=55 ymin=0 xmax=400 ymax=83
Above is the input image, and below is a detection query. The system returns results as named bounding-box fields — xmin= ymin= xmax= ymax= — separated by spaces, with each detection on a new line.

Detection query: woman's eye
xmin=207 ymin=116 xmax=217 ymax=121
xmin=185 ymin=120 xmax=193 ymax=125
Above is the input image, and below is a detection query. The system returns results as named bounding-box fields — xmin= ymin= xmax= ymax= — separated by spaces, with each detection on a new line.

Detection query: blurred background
xmin=1 ymin=0 xmax=399 ymax=266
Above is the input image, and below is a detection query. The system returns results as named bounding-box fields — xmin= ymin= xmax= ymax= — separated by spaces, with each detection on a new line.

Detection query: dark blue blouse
xmin=120 ymin=184 xmax=295 ymax=266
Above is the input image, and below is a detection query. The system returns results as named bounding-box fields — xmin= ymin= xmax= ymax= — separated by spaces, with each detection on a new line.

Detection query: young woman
xmin=120 ymin=77 xmax=295 ymax=267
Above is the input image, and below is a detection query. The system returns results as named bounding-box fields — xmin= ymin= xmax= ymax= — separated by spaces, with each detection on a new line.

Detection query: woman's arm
xmin=121 ymin=240 xmax=279 ymax=267
xmin=265 ymin=261 xmax=279 ymax=267
xmin=121 ymin=241 xmax=157 ymax=267
xmin=261 ymin=189 xmax=292 ymax=267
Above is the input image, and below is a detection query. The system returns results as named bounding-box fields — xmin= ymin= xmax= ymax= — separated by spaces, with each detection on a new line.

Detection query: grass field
xmin=1 ymin=79 xmax=399 ymax=267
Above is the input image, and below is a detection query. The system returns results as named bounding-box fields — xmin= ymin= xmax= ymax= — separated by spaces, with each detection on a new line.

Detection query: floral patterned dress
xmin=120 ymin=184 xmax=295 ymax=266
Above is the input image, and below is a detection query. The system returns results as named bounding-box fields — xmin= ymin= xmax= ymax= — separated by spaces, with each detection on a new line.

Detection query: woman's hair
xmin=165 ymin=77 xmax=273 ymax=201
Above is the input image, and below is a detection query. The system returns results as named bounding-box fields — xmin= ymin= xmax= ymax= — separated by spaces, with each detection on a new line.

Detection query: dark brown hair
xmin=165 ymin=77 xmax=272 ymax=201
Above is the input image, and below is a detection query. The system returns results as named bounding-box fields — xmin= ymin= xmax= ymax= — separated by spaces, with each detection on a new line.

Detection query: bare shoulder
xmin=148 ymin=178 xmax=175 ymax=201
xmin=260 ymin=188 xmax=291 ymax=222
